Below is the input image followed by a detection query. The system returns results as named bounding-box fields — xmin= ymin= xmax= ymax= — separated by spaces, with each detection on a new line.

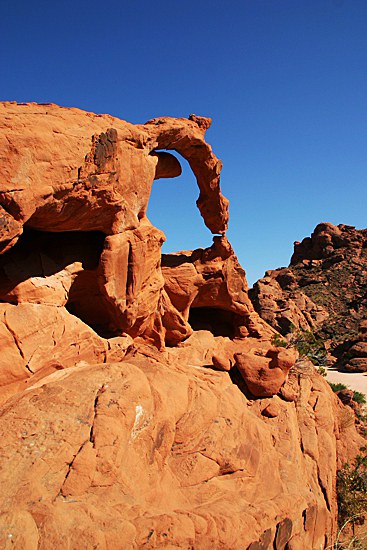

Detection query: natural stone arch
xmin=0 ymin=104 xmax=231 ymax=346
xmin=146 ymin=148 xmax=213 ymax=258
xmin=144 ymin=114 xmax=229 ymax=235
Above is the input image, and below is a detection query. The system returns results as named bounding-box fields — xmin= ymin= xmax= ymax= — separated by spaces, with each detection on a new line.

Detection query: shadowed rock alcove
xmin=0 ymin=227 xmax=115 ymax=337
xmin=188 ymin=307 xmax=239 ymax=338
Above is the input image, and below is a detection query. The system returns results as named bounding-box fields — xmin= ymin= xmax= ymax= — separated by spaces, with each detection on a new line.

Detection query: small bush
xmin=270 ymin=333 xmax=287 ymax=348
xmin=353 ymin=391 xmax=367 ymax=406
xmin=272 ymin=324 xmax=327 ymax=367
xmin=318 ymin=365 xmax=327 ymax=377
xmin=337 ymin=447 xmax=367 ymax=541
xmin=288 ymin=325 xmax=327 ymax=366
xmin=329 ymin=382 xmax=348 ymax=392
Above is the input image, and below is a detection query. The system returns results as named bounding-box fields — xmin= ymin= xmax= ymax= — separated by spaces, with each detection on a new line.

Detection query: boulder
xmin=234 ymin=347 xmax=298 ymax=397
xmin=344 ymin=358 xmax=367 ymax=373
xmin=291 ymin=222 xmax=350 ymax=264
xmin=336 ymin=389 xmax=360 ymax=413
xmin=349 ymin=341 xmax=367 ymax=358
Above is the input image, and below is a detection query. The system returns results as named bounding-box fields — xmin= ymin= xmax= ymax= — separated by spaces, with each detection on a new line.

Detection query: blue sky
xmin=2 ymin=0 xmax=366 ymax=285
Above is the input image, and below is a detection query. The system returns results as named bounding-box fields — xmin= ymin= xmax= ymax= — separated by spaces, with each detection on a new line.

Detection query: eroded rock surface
xmin=0 ymin=105 xmax=364 ymax=548
xmin=162 ymin=236 xmax=274 ymax=346
xmin=0 ymin=103 xmax=228 ymax=244
xmin=343 ymin=320 xmax=367 ymax=372
xmin=0 ymin=349 xmax=363 ymax=549
xmin=250 ymin=269 xmax=329 ymax=335
xmin=0 ymin=103 xmax=230 ymax=350
xmin=250 ymin=223 xmax=367 ymax=355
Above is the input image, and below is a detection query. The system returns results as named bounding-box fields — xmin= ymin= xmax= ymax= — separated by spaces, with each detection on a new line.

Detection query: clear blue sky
xmin=2 ymin=0 xmax=366 ymax=286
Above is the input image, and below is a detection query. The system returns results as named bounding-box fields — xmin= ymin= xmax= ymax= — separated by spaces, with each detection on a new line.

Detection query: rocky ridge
xmin=250 ymin=223 xmax=367 ymax=368
xmin=0 ymin=103 xmax=364 ymax=549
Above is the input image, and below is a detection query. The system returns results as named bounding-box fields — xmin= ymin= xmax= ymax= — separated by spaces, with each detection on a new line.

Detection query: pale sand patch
xmin=326 ymin=367 xmax=367 ymax=398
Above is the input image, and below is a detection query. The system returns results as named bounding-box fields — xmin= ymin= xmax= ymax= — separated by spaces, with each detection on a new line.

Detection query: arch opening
xmin=0 ymin=227 xmax=115 ymax=338
xmin=146 ymin=150 xmax=212 ymax=255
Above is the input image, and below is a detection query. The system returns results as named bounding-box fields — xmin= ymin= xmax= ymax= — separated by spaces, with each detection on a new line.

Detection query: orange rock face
xmin=0 ymin=104 xmax=364 ymax=548
xmin=0 ymin=103 xmax=230 ymax=349
xmin=235 ymin=347 xmax=298 ymax=397
xmin=0 ymin=350 xmax=363 ymax=549
xmin=0 ymin=103 xmax=228 ymax=243
xmin=249 ymin=268 xmax=329 ymax=335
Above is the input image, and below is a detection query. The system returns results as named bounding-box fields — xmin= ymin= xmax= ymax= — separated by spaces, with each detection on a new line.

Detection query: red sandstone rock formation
xmin=0 ymin=104 xmax=364 ymax=548
xmin=162 ymin=236 xmax=273 ymax=345
xmin=250 ymin=268 xmax=329 ymax=335
xmin=250 ymin=223 xmax=367 ymax=356
xmin=0 ymin=103 xmax=228 ymax=245
xmin=343 ymin=320 xmax=367 ymax=372
xmin=235 ymin=346 xmax=298 ymax=397
xmin=0 ymin=349 xmax=363 ymax=548
xmin=0 ymin=103 xmax=231 ymax=348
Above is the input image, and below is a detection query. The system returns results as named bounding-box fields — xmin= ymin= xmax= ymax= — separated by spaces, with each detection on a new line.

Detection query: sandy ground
xmin=326 ymin=367 xmax=367 ymax=398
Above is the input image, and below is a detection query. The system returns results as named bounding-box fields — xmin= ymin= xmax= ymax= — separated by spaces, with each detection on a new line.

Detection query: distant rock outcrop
xmin=0 ymin=104 xmax=364 ymax=548
xmin=344 ymin=320 xmax=367 ymax=372
xmin=249 ymin=267 xmax=329 ymax=335
xmin=250 ymin=223 xmax=367 ymax=365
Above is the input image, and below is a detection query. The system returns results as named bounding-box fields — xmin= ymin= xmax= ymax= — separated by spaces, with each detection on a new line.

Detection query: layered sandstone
xmin=0 ymin=104 xmax=364 ymax=549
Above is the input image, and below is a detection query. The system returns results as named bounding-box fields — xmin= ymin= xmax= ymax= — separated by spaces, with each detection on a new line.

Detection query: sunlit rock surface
xmin=0 ymin=103 xmax=364 ymax=549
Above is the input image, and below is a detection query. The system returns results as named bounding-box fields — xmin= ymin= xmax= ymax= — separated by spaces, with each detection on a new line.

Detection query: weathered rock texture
xmin=0 ymin=104 xmax=364 ymax=548
xmin=0 ymin=103 xmax=231 ymax=348
xmin=0 ymin=102 xmax=273 ymax=388
xmin=250 ymin=223 xmax=367 ymax=361
xmin=162 ymin=236 xmax=273 ymax=346
xmin=0 ymin=103 xmax=230 ymax=346
xmin=343 ymin=320 xmax=367 ymax=372
xmin=0 ymin=104 xmax=228 ymax=242
xmin=249 ymin=268 xmax=329 ymax=335
xmin=0 ymin=348 xmax=363 ymax=549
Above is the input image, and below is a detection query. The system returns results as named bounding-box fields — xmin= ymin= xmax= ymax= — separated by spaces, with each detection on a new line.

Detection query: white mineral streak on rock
xmin=130 ymin=404 xmax=145 ymax=441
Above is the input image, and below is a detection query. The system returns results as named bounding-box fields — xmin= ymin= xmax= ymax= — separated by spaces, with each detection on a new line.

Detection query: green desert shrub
xmin=288 ymin=325 xmax=327 ymax=366
xmin=270 ymin=333 xmax=287 ymax=348
xmin=353 ymin=391 xmax=367 ymax=406
xmin=336 ymin=448 xmax=367 ymax=547
xmin=329 ymin=382 xmax=349 ymax=392
xmin=271 ymin=324 xmax=327 ymax=373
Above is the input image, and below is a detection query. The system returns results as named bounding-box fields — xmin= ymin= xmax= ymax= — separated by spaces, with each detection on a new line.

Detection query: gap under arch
xmin=146 ymin=150 xmax=213 ymax=255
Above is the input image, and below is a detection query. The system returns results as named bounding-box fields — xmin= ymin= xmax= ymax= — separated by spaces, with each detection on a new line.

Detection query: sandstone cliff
xmin=0 ymin=103 xmax=364 ymax=549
